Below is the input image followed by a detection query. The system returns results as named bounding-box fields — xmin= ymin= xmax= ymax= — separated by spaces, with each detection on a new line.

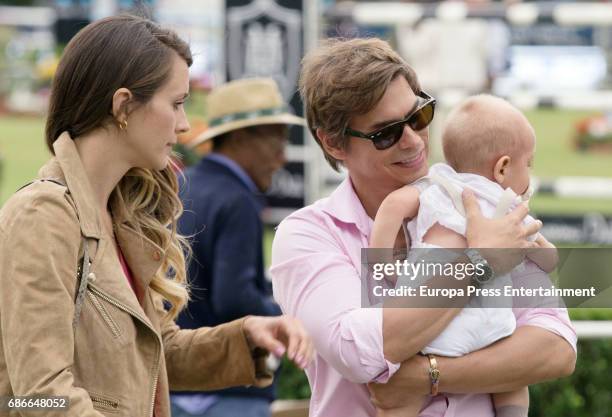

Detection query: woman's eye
xmin=174 ymin=102 xmax=184 ymax=109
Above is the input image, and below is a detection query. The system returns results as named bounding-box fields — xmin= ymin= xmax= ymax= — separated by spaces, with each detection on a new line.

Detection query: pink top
xmin=117 ymin=245 xmax=137 ymax=295
xmin=117 ymin=244 xmax=159 ymax=416
xmin=270 ymin=178 xmax=577 ymax=417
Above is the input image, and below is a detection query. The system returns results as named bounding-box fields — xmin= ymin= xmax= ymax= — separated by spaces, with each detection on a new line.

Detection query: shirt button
xmin=88 ymin=272 xmax=96 ymax=282
xmin=153 ymin=250 xmax=162 ymax=261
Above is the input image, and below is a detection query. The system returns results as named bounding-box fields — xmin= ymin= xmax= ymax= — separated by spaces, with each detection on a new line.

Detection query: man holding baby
xmin=270 ymin=38 xmax=576 ymax=417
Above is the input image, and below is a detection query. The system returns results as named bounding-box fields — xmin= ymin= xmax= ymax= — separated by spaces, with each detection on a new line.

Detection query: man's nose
xmin=278 ymin=149 xmax=288 ymax=166
xmin=276 ymin=138 xmax=288 ymax=166
xmin=397 ymin=124 xmax=423 ymax=149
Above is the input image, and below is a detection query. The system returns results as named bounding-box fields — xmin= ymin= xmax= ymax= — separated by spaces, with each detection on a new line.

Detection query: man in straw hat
xmin=171 ymin=78 xmax=306 ymax=417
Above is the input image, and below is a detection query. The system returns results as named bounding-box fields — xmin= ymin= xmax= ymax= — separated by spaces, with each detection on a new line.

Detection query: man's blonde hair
xmin=299 ymin=38 xmax=421 ymax=171
xmin=443 ymin=94 xmax=533 ymax=174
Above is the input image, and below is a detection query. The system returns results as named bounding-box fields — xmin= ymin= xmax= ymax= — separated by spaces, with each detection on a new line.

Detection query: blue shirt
xmin=205 ymin=153 xmax=258 ymax=193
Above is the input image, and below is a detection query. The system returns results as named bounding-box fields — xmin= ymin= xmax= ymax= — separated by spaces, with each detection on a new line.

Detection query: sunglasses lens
xmin=409 ymin=102 xmax=435 ymax=131
xmin=373 ymin=123 xmax=404 ymax=150
xmin=370 ymin=98 xmax=435 ymax=150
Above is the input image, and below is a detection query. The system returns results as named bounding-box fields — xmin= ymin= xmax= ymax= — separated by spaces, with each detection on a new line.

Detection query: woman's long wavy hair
xmin=45 ymin=14 xmax=192 ymax=323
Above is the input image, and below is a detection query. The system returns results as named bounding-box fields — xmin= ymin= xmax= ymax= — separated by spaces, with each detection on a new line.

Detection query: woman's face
xmin=122 ymin=53 xmax=191 ymax=171
xmin=343 ymin=76 xmax=430 ymax=194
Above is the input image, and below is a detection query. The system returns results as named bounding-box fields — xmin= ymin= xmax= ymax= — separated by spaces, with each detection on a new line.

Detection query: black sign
xmin=225 ymin=0 xmax=306 ymax=214
xmin=511 ymin=25 xmax=594 ymax=46
xmin=225 ymin=0 xmax=304 ymax=146
xmin=265 ymin=161 xmax=305 ymax=209
xmin=538 ymin=213 xmax=612 ymax=244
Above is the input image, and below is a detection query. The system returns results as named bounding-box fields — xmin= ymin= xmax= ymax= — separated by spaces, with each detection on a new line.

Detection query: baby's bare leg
xmin=376 ymin=392 xmax=426 ymax=417
xmin=493 ymin=387 xmax=529 ymax=417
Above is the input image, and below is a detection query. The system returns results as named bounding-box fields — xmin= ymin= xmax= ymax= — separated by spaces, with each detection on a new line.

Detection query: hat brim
xmin=188 ymin=113 xmax=306 ymax=148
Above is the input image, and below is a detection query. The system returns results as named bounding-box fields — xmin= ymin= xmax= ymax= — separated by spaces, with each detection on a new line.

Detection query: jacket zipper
xmin=90 ymin=395 xmax=119 ymax=410
xmin=88 ymin=285 xmax=161 ymax=417
xmin=149 ymin=352 xmax=160 ymax=417
xmin=88 ymin=291 xmax=121 ymax=338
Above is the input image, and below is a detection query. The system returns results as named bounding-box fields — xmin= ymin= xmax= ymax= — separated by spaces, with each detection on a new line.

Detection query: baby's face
xmin=502 ymin=131 xmax=535 ymax=196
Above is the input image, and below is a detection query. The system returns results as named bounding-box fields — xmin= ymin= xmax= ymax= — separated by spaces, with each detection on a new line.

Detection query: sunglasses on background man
xmin=345 ymin=91 xmax=436 ymax=150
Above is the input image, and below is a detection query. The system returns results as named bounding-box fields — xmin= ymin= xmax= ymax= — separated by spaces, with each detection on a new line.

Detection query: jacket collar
xmin=319 ymin=177 xmax=373 ymax=237
xmin=39 ymin=132 xmax=102 ymax=239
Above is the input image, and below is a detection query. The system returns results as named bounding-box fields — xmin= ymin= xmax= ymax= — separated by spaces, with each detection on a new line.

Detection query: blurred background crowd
xmin=0 ymin=0 xmax=610 ymax=416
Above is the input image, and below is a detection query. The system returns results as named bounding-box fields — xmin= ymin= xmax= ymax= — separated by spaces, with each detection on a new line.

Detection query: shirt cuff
xmin=339 ymin=307 xmax=401 ymax=383
xmin=516 ymin=308 xmax=578 ymax=353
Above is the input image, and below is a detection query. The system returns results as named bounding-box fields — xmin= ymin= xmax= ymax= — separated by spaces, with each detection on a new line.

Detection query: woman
xmin=0 ymin=15 xmax=313 ymax=417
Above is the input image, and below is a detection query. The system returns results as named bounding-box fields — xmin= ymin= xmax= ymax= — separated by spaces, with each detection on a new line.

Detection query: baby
xmin=370 ymin=95 xmax=558 ymax=417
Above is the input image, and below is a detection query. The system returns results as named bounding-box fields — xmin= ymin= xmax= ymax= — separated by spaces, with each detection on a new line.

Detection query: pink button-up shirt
xmin=270 ymin=178 xmax=577 ymax=417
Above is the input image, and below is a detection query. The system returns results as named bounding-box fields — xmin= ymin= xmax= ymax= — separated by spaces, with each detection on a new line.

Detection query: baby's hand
xmin=532 ymin=234 xmax=546 ymax=248
xmin=526 ymin=234 xmax=558 ymax=273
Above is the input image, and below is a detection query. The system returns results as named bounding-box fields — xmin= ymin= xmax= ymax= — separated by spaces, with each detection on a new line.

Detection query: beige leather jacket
xmin=0 ymin=133 xmax=272 ymax=417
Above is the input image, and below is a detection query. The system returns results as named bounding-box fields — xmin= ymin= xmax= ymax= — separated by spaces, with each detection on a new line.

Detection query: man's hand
xmin=243 ymin=315 xmax=314 ymax=369
xmin=463 ymin=189 xmax=542 ymax=275
xmin=368 ymin=355 xmax=430 ymax=409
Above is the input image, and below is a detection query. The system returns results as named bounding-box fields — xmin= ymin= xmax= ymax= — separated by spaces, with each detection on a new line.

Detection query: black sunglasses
xmin=345 ymin=91 xmax=436 ymax=150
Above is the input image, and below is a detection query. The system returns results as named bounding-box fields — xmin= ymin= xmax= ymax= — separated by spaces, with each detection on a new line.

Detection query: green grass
xmin=0 ymin=116 xmax=49 ymax=205
xmin=570 ymin=308 xmax=612 ymax=320
xmin=524 ymin=108 xmax=612 ymax=178
xmin=531 ymin=195 xmax=612 ymax=216
xmin=0 ymin=91 xmax=208 ymax=206
xmin=524 ymin=108 xmax=612 ymax=215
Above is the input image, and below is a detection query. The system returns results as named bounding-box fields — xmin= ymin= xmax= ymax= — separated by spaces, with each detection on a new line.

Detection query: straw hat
xmin=188 ymin=78 xmax=306 ymax=148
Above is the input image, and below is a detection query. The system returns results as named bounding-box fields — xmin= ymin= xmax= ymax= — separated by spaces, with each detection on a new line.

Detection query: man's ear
xmin=111 ymin=88 xmax=134 ymax=125
xmin=493 ymin=155 xmax=510 ymax=184
xmin=316 ymin=128 xmax=346 ymax=161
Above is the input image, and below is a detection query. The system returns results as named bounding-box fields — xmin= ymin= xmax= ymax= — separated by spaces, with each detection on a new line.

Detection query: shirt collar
xmin=319 ymin=177 xmax=374 ymax=237
xmin=205 ymin=152 xmax=258 ymax=193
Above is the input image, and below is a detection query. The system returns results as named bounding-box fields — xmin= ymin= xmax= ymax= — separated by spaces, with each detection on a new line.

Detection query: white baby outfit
xmin=397 ymin=162 xmax=537 ymax=357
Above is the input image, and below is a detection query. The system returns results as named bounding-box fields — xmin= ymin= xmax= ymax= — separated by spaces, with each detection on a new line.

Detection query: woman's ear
xmin=493 ymin=155 xmax=510 ymax=185
xmin=316 ymin=128 xmax=346 ymax=161
xmin=111 ymin=87 xmax=134 ymax=125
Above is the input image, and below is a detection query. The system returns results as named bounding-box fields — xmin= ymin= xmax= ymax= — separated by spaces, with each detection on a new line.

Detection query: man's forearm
xmin=439 ymin=325 xmax=576 ymax=394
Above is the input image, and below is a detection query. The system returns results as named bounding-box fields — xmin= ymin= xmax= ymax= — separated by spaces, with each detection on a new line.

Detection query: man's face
xmin=241 ymin=124 xmax=288 ymax=192
xmin=343 ymin=76 xmax=430 ymax=193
